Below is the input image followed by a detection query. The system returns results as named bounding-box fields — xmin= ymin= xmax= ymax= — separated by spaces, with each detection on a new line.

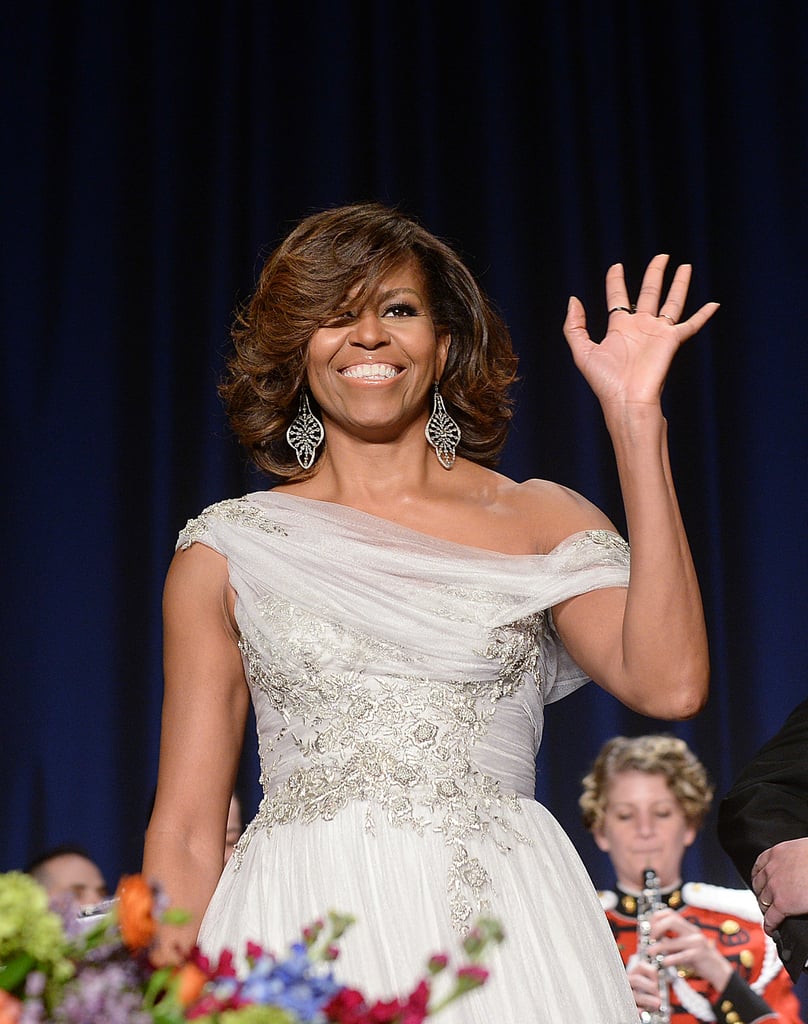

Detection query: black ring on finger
xmin=608 ymin=306 xmax=634 ymax=315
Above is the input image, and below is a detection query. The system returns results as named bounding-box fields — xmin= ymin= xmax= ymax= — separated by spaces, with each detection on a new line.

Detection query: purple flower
xmin=24 ymin=972 xmax=46 ymax=998
xmin=51 ymin=961 xmax=151 ymax=1024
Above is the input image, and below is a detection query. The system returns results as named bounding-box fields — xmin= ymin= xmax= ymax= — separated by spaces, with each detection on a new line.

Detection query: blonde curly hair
xmin=579 ymin=734 xmax=714 ymax=833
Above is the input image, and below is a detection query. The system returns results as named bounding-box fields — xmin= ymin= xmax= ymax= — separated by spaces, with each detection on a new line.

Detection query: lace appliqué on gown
xmin=178 ymin=498 xmax=289 ymax=549
xmin=234 ymin=610 xmax=537 ymax=930
xmin=179 ymin=497 xmax=630 ymax=936
xmin=566 ymin=529 xmax=629 ymax=563
xmin=483 ymin=612 xmax=549 ymax=699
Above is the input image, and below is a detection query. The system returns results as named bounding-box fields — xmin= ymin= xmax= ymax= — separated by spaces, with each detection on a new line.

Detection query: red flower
xmin=366 ymin=997 xmax=404 ymax=1022
xmin=323 ymin=979 xmax=430 ymax=1024
xmin=397 ymin=980 xmax=430 ymax=1024
xmin=324 ymin=988 xmax=367 ymax=1023
xmin=190 ymin=946 xmax=238 ymax=979
xmin=245 ymin=941 xmax=265 ymax=961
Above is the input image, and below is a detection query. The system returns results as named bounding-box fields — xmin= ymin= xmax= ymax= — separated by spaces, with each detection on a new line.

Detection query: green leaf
xmin=0 ymin=952 xmax=37 ymax=993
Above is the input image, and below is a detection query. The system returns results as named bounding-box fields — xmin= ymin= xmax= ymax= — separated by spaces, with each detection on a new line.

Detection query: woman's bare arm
xmin=142 ymin=542 xmax=250 ymax=963
xmin=551 ymin=257 xmax=716 ymax=719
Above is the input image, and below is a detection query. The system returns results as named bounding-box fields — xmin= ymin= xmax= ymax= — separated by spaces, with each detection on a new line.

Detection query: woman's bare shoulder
xmin=166 ymin=538 xmax=229 ymax=586
xmin=163 ymin=542 xmax=238 ymax=632
xmin=484 ymin=472 xmax=617 ymax=552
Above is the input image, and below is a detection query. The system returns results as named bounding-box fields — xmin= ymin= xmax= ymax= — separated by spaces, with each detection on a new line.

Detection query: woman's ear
xmin=592 ymin=827 xmax=611 ymax=854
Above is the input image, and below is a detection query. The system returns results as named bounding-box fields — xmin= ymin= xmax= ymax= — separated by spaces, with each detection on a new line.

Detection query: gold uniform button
xmin=739 ymin=949 xmax=754 ymax=969
xmin=721 ymin=919 xmax=741 ymax=935
xmin=725 ymin=1014 xmax=741 ymax=1023
xmin=720 ymin=1000 xmax=734 ymax=1013
xmin=621 ymin=895 xmax=637 ymax=914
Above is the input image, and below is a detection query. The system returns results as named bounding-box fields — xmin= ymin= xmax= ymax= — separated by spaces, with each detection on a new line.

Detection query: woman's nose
xmin=348 ymin=310 xmax=389 ymax=348
xmin=636 ymin=813 xmax=655 ymax=836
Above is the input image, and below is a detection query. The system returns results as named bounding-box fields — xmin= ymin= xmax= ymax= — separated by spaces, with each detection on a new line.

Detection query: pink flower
xmin=456 ymin=965 xmax=489 ymax=989
xmin=427 ymin=953 xmax=448 ymax=974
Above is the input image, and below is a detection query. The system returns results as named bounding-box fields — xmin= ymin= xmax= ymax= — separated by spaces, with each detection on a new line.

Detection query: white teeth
xmin=341 ymin=363 xmax=400 ymax=379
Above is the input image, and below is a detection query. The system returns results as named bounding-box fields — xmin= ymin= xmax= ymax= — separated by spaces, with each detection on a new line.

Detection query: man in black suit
xmin=717 ymin=698 xmax=808 ymax=982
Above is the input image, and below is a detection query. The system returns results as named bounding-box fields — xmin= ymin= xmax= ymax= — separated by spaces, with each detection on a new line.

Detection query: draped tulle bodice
xmin=185 ymin=492 xmax=640 ymax=1021
xmin=179 ymin=493 xmax=629 ymax=894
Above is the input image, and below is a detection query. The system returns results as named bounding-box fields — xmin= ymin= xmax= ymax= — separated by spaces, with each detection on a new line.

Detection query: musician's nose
xmin=636 ymin=811 xmax=655 ymax=836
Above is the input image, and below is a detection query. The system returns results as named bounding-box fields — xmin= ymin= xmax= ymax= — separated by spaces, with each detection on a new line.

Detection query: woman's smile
xmin=305 ymin=260 xmax=450 ymax=436
xmin=339 ymin=362 xmax=403 ymax=381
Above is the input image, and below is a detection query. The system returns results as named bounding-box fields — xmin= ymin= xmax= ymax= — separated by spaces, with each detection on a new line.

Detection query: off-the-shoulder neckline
xmin=231 ymin=489 xmax=627 ymax=561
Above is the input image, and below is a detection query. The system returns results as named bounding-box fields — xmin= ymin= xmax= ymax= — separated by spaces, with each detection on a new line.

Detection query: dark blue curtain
xmin=3 ymin=0 xmax=807 ymax=1002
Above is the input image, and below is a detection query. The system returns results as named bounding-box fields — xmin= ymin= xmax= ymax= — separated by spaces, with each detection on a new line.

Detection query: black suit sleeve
xmin=717 ymin=697 xmax=808 ymax=981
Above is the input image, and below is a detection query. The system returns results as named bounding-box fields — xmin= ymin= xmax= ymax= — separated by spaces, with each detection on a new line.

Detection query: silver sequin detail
xmin=234 ymin=623 xmax=531 ymax=930
xmin=177 ymin=498 xmax=288 ymax=549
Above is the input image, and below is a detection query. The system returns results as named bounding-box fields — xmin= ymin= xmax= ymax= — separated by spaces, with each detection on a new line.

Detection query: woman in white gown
xmin=143 ymin=202 xmax=717 ymax=1021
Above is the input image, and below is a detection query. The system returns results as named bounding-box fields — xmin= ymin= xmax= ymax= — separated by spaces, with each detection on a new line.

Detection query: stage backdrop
xmin=2 ymin=3 xmax=807 ymax=1002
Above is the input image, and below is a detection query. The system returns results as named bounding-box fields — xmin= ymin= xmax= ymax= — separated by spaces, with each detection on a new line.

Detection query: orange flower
xmin=116 ymin=874 xmax=157 ymax=951
xmin=0 ymin=991 xmax=22 ymax=1024
xmin=172 ymin=962 xmax=208 ymax=1007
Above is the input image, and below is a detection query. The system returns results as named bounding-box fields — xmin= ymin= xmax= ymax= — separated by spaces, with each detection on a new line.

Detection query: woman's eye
xmin=322 ymin=310 xmax=356 ymax=327
xmin=382 ymin=302 xmax=420 ymax=318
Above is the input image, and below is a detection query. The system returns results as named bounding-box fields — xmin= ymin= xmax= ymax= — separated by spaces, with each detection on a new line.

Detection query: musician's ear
xmin=592 ymin=827 xmax=611 ymax=853
xmin=683 ymin=824 xmax=697 ymax=849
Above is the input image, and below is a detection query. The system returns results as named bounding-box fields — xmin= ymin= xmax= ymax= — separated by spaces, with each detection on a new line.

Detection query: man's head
xmin=25 ymin=844 xmax=108 ymax=907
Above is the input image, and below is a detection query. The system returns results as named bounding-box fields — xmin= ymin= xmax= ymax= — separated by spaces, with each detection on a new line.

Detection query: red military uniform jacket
xmin=600 ymin=882 xmax=803 ymax=1024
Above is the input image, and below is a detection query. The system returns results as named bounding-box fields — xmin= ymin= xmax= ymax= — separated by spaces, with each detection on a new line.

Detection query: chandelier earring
xmin=286 ymin=389 xmax=325 ymax=469
xmin=425 ymin=381 xmax=461 ymax=470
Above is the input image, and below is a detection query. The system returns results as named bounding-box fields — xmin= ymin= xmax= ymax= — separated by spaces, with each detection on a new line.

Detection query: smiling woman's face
xmin=593 ymin=769 xmax=697 ymax=891
xmin=304 ymin=260 xmax=450 ymax=444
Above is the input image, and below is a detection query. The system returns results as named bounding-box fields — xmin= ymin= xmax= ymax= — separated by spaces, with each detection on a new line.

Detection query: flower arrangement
xmin=0 ymin=871 xmax=502 ymax=1024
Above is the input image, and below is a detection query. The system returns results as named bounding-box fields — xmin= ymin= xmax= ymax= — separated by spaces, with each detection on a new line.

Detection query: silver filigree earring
xmin=425 ymin=381 xmax=461 ymax=469
xmin=286 ymin=389 xmax=325 ymax=469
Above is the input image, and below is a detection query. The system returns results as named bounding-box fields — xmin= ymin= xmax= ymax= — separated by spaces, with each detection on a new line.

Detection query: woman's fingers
xmin=656 ymin=263 xmax=692 ymax=323
xmin=603 ymin=255 xmax=718 ymax=340
xmin=562 ymin=295 xmax=593 ymax=365
xmin=604 ymin=262 xmax=632 ymax=313
xmin=677 ymin=300 xmax=720 ymax=341
xmin=633 ymin=254 xmax=672 ymax=315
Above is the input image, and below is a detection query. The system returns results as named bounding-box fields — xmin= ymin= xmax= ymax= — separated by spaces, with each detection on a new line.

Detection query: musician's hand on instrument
xmin=626 ymin=958 xmax=666 ymax=1014
xmin=651 ymin=909 xmax=733 ymax=993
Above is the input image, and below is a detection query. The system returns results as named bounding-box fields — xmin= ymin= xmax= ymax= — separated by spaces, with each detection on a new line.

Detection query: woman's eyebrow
xmin=376 ymin=287 xmax=422 ymax=301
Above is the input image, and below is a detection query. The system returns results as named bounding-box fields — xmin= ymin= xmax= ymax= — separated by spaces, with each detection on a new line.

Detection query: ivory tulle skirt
xmin=198 ymin=799 xmax=637 ymax=1023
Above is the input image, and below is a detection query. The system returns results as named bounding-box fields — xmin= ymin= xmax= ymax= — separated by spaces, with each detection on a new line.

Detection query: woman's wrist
xmin=602 ymin=400 xmax=667 ymax=446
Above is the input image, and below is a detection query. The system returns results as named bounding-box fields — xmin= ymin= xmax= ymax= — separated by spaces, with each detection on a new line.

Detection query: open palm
xmin=563 ymin=255 xmax=719 ymax=409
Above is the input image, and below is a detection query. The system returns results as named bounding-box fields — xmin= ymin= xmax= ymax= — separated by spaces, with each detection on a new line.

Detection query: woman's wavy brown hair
xmin=579 ymin=734 xmax=715 ymax=832
xmin=219 ymin=202 xmax=519 ymax=480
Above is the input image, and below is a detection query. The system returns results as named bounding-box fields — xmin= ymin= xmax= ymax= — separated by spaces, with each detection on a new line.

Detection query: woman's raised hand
xmin=563 ymin=255 xmax=719 ymax=411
